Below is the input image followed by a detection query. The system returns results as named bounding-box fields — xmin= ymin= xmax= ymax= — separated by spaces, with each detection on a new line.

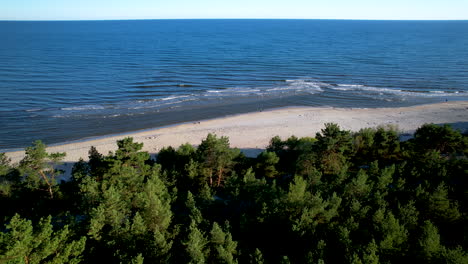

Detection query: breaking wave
xmin=49 ymin=78 xmax=467 ymax=119
xmin=61 ymin=105 xmax=106 ymax=111
xmin=331 ymin=83 xmax=466 ymax=97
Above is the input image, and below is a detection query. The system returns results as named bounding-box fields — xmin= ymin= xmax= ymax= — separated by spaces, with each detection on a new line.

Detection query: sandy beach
xmin=4 ymin=101 xmax=468 ymax=168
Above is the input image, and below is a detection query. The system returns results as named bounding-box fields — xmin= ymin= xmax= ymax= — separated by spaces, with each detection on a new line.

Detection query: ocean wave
xmin=61 ymin=105 xmax=105 ymax=111
xmin=205 ymin=88 xmax=262 ymax=96
xmin=331 ymin=84 xmax=466 ymax=97
xmin=103 ymin=114 xmax=121 ymax=118
xmin=128 ymin=98 xmax=197 ymax=110
xmin=55 ymin=79 xmax=467 ymax=118
xmin=331 ymin=84 xmax=401 ymax=95
xmin=129 ymin=79 xmax=327 ymax=109
xmin=272 ymin=79 xmax=326 ymax=93
xmin=161 ymin=95 xmax=191 ymax=101
xmin=55 ymin=79 xmax=329 ymax=115
xmin=25 ymin=108 xmax=42 ymax=112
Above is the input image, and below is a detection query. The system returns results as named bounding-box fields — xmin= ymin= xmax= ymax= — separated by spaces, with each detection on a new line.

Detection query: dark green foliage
xmin=255 ymin=151 xmax=279 ymax=178
xmin=0 ymin=141 xmax=69 ymax=224
xmin=353 ymin=125 xmax=402 ymax=165
xmin=316 ymin=123 xmax=353 ymax=155
xmin=208 ymin=222 xmax=238 ymax=263
xmin=19 ymin=140 xmax=66 ymax=199
xmin=0 ymin=153 xmax=18 ymax=198
xmin=1 ymin=124 xmax=467 ymax=263
xmin=0 ymin=214 xmax=86 ymax=264
xmin=197 ymin=134 xmax=240 ymax=187
xmin=315 ymin=123 xmax=353 ymax=176
xmin=413 ymin=124 xmax=467 ymax=154
xmin=80 ymin=138 xmax=173 ymax=263
xmin=373 ymin=126 xmax=401 ymax=161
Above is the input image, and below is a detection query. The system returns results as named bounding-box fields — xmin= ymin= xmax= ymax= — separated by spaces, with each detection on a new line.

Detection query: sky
xmin=1 ymin=0 xmax=468 ymax=21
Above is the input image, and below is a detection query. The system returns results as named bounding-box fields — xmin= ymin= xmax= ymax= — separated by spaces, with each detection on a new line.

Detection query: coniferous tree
xmin=19 ymin=140 xmax=65 ymax=199
xmin=1 ymin=123 xmax=467 ymax=263
xmin=418 ymin=220 xmax=442 ymax=261
xmin=0 ymin=153 xmax=19 ymax=199
xmin=209 ymin=222 xmax=238 ymax=264
xmin=255 ymin=151 xmax=279 ymax=178
xmin=197 ymin=134 xmax=240 ymax=187
xmin=82 ymin=138 xmax=173 ymax=262
xmin=184 ymin=221 xmax=209 ymax=264
xmin=0 ymin=214 xmax=86 ymax=264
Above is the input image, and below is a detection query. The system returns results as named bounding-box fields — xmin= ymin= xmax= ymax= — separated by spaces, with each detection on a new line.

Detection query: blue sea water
xmin=1 ymin=19 xmax=468 ymax=150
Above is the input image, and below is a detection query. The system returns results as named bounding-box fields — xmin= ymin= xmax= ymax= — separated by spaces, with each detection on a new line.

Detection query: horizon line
xmin=1 ymin=18 xmax=468 ymax=22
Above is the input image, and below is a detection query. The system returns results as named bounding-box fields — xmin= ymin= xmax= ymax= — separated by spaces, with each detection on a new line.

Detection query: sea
xmin=1 ymin=20 xmax=468 ymax=150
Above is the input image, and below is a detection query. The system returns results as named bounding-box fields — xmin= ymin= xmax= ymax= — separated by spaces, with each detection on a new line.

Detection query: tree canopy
xmin=1 ymin=123 xmax=467 ymax=263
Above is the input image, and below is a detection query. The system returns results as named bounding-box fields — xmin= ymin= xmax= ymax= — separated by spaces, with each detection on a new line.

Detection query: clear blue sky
xmin=2 ymin=0 xmax=467 ymax=20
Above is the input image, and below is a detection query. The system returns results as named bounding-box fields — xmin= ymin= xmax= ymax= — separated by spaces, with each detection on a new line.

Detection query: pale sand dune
xmin=4 ymin=101 xmax=468 ymax=167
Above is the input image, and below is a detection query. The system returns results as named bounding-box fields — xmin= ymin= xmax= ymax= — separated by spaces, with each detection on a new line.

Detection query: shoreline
xmin=0 ymin=105 xmax=300 ymax=153
xmin=4 ymin=101 xmax=468 ymax=166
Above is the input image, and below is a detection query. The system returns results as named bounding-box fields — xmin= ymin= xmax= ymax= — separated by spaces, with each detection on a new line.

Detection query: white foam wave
xmin=57 ymin=79 xmax=331 ymax=115
xmin=428 ymin=90 xmax=461 ymax=95
xmin=332 ymin=84 xmax=399 ymax=95
xmin=336 ymin=84 xmax=366 ymax=89
xmin=332 ymin=84 xmax=466 ymax=97
xmin=53 ymin=78 xmax=468 ymax=120
xmin=205 ymin=88 xmax=262 ymax=96
xmin=103 ymin=114 xmax=121 ymax=118
xmin=161 ymin=95 xmax=190 ymax=101
xmin=125 ymin=80 xmax=327 ymax=111
xmin=61 ymin=105 xmax=105 ymax=111
xmin=54 ymin=78 xmax=467 ymax=120
xmin=269 ymin=79 xmax=326 ymax=94
xmin=128 ymin=98 xmax=198 ymax=110
xmin=25 ymin=108 xmax=42 ymax=112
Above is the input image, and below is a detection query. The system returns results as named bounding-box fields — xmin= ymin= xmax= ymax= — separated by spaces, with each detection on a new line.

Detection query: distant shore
xmin=4 ymin=101 xmax=468 ymax=167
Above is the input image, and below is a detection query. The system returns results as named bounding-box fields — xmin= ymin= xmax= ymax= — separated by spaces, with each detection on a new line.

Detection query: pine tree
xmin=184 ymin=221 xmax=208 ymax=264
xmin=0 ymin=153 xmax=18 ymax=198
xmin=83 ymin=138 xmax=173 ymax=262
xmin=209 ymin=222 xmax=238 ymax=264
xmin=19 ymin=140 xmax=65 ymax=199
xmin=250 ymin=248 xmax=264 ymax=264
xmin=413 ymin=124 xmax=465 ymax=154
xmin=186 ymin=191 xmax=203 ymax=225
xmin=378 ymin=211 xmax=408 ymax=254
xmin=0 ymin=214 xmax=86 ymax=264
xmin=255 ymin=151 xmax=279 ymax=178
xmin=418 ymin=220 xmax=441 ymax=260
xmin=362 ymin=240 xmax=379 ymax=264
xmin=197 ymin=134 xmax=240 ymax=187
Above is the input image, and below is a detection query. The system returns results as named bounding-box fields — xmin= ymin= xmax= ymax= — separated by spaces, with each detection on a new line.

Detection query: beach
xmin=4 ymin=101 xmax=468 ymax=169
